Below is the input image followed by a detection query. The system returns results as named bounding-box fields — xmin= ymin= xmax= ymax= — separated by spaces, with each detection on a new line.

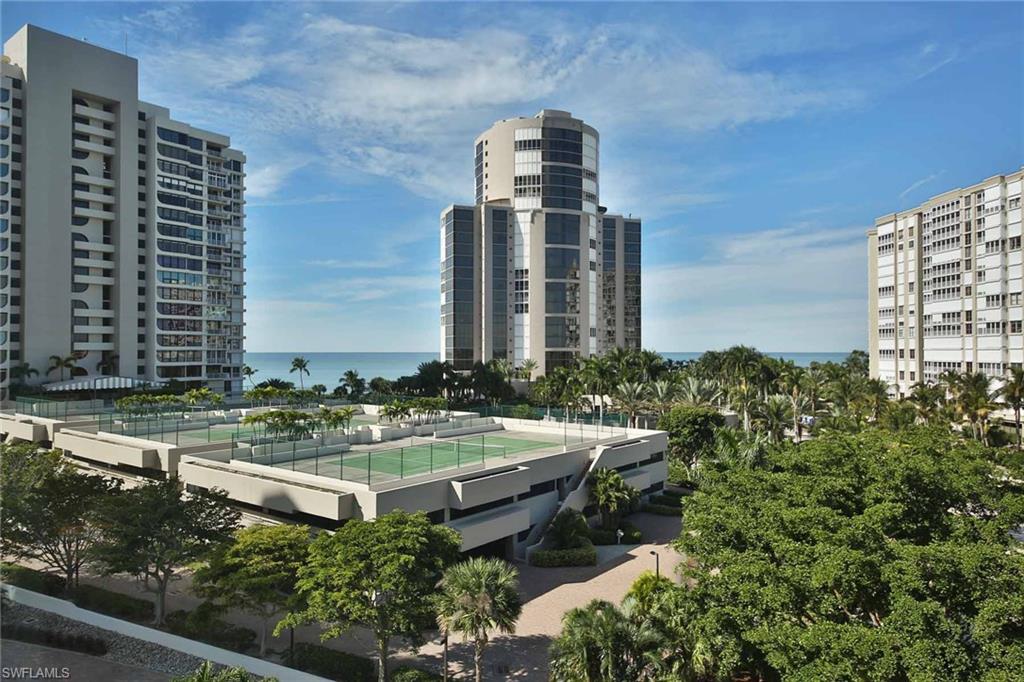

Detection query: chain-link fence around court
xmin=231 ymin=434 xmax=516 ymax=485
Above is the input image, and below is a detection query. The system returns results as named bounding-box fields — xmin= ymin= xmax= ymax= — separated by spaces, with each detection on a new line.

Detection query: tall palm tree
xmin=435 ymin=558 xmax=523 ymax=682
xmin=999 ymin=366 xmax=1024 ymax=448
xmin=549 ymin=598 xmax=662 ymax=682
xmin=242 ymin=365 xmax=259 ymax=388
xmin=490 ymin=358 xmax=515 ymax=385
xmin=959 ymin=371 xmax=997 ymax=443
xmin=729 ymin=379 xmax=758 ymax=432
xmin=581 ymin=355 xmax=616 ymax=425
xmin=289 ymin=356 xmax=310 ymax=391
xmin=47 ymin=354 xmax=77 ymax=382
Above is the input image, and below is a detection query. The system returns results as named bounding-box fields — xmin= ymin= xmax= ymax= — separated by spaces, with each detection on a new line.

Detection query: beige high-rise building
xmin=440 ymin=110 xmax=641 ymax=376
xmin=1 ymin=26 xmax=246 ymax=399
xmin=868 ymin=167 xmax=1023 ymax=397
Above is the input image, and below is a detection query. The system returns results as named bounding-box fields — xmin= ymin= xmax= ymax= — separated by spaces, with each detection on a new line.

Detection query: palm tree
xmin=676 ymin=375 xmax=721 ymax=407
xmin=242 ymin=365 xmax=259 ymax=388
xmin=999 ymin=366 xmax=1024 ymax=448
xmin=587 ymin=467 xmax=639 ymax=530
xmin=9 ymin=362 xmax=38 ymax=384
xmin=959 ymin=371 xmax=997 ymax=443
xmin=335 ymin=406 xmax=356 ymax=433
xmin=519 ymin=358 xmax=538 ymax=383
xmin=862 ymin=377 xmax=890 ymax=422
xmin=47 ymin=354 xmax=77 ymax=382
xmin=714 ymin=427 xmax=769 ymax=469
xmin=647 ymin=379 xmax=676 ymax=417
xmin=435 ymin=558 xmax=523 ymax=682
xmin=909 ymin=382 xmax=945 ymax=424
xmin=490 ymin=358 xmax=515 ymax=385
xmin=341 ymin=369 xmax=365 ymax=400
xmin=754 ymin=394 xmax=792 ymax=445
xmin=289 ymin=357 xmax=310 ymax=391
xmin=729 ymin=379 xmax=758 ymax=432
xmin=613 ymin=381 xmax=647 ymax=428
xmin=581 ymin=355 xmax=616 ymax=425
xmin=549 ymin=598 xmax=662 ymax=682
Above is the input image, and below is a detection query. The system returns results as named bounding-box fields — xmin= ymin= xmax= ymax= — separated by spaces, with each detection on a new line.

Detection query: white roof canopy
xmin=42 ymin=376 xmax=167 ymax=392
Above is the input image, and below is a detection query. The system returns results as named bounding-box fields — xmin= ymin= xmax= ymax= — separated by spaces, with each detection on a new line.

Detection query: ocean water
xmin=243 ymin=351 xmax=851 ymax=388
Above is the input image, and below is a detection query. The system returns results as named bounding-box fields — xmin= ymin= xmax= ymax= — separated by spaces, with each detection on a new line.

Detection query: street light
xmin=649 ymin=550 xmax=660 ymax=577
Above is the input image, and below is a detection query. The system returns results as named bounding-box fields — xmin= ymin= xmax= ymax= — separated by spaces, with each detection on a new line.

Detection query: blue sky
xmin=4 ymin=2 xmax=1022 ymax=353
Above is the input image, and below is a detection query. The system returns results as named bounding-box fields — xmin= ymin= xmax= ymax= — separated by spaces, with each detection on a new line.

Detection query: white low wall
xmin=3 ymin=585 xmax=328 ymax=681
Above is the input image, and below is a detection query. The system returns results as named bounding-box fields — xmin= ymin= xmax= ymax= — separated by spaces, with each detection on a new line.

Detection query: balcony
xmin=73 ymin=104 xmax=115 ymax=123
xmin=72 ymin=137 xmax=115 ymax=157
xmin=72 ymin=121 xmax=115 ymax=140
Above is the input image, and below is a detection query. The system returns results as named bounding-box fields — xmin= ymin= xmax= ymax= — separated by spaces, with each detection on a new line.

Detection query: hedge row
xmin=642 ymin=503 xmax=685 ymax=516
xmin=392 ymin=667 xmax=443 ymax=682
xmin=589 ymin=522 xmax=643 ymax=545
xmin=648 ymin=494 xmax=683 ymax=508
xmin=1 ymin=563 xmax=154 ymax=622
xmin=166 ymin=605 xmax=256 ymax=653
xmin=530 ymin=543 xmax=598 ymax=567
xmin=1 ymin=622 xmax=108 ymax=656
xmin=286 ymin=642 xmax=376 ymax=682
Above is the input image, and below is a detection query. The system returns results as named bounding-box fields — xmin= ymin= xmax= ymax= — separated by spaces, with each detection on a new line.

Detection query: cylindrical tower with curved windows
xmin=441 ymin=110 xmax=640 ymax=378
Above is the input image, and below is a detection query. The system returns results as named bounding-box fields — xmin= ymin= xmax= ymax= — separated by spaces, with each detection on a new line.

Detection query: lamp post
xmin=649 ymin=549 xmax=660 ymax=577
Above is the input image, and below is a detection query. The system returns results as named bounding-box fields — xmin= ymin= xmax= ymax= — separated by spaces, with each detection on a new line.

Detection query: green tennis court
xmin=267 ymin=434 xmax=558 ymax=483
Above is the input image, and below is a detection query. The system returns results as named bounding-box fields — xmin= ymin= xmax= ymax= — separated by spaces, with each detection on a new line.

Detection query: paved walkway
xmin=10 ymin=513 xmax=683 ymax=681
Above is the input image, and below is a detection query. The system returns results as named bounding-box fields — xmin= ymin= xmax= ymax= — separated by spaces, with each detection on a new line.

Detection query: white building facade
xmin=868 ymin=167 xmax=1024 ymax=397
xmin=441 ymin=110 xmax=641 ymax=376
xmin=1 ymin=26 xmax=245 ymax=398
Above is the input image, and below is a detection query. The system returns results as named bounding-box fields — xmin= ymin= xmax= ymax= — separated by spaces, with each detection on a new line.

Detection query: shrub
xmin=547 ymin=508 xmax=590 ymax=550
xmin=165 ymin=603 xmax=256 ymax=653
xmin=642 ymin=503 xmax=684 ymax=516
xmin=588 ymin=522 xmax=643 ymax=546
xmin=510 ymin=404 xmax=538 ymax=420
xmin=660 ymin=488 xmax=686 ymax=499
xmin=648 ymin=494 xmax=682 ymax=508
xmin=392 ymin=667 xmax=442 ymax=682
xmin=286 ymin=642 xmax=375 ymax=682
xmin=72 ymin=584 xmax=154 ymax=622
xmin=1 ymin=563 xmax=64 ymax=594
xmin=530 ymin=543 xmax=598 ymax=567
xmin=1 ymin=622 xmax=107 ymax=656
xmin=1 ymin=563 xmax=154 ymax=622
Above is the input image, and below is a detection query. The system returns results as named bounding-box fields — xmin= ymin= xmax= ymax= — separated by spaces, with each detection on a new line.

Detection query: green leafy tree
xmin=657 ymin=404 xmax=725 ymax=472
xmin=435 ymin=558 xmax=522 ymax=682
xmin=280 ymin=511 xmax=461 ymax=682
xmin=547 ymin=508 xmax=590 ymax=550
xmin=193 ymin=524 xmax=312 ymax=657
xmin=91 ymin=477 xmax=241 ymax=625
xmin=0 ymin=445 xmax=116 ymax=590
xmin=549 ymin=598 xmax=661 ymax=682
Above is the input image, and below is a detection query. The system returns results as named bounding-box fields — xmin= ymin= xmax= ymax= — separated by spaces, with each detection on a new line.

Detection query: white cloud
xmin=114 ymin=6 xmax=865 ymax=200
xmin=899 ymin=171 xmax=945 ymax=202
xmin=644 ymin=224 xmax=868 ymax=350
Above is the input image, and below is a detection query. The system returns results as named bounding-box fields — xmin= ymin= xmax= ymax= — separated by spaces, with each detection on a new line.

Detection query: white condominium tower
xmin=440 ymin=110 xmax=641 ymax=376
xmin=868 ymin=167 xmax=1023 ymax=398
xmin=1 ymin=26 xmax=246 ymax=399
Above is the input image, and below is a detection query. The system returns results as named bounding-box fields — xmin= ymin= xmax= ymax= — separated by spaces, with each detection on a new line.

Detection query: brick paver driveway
xmin=413 ymin=512 xmax=684 ymax=680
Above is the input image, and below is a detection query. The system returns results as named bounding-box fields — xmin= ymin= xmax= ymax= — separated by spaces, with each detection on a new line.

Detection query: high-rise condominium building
xmin=1 ymin=26 xmax=246 ymax=399
xmin=440 ymin=110 xmax=641 ymax=377
xmin=868 ymin=167 xmax=1023 ymax=398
